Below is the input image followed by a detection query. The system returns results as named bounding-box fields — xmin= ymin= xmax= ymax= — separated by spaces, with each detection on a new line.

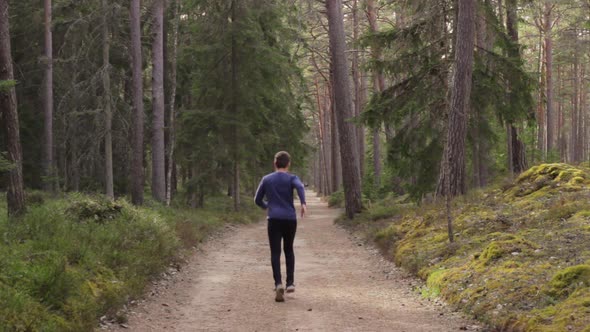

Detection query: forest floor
xmin=107 ymin=192 xmax=482 ymax=332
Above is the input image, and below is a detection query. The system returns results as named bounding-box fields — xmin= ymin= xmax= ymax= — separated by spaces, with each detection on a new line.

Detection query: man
xmin=254 ymin=151 xmax=307 ymax=302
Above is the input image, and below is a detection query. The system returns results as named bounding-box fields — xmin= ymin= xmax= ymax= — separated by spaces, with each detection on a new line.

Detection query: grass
xmin=0 ymin=192 xmax=261 ymax=332
xmin=339 ymin=163 xmax=590 ymax=332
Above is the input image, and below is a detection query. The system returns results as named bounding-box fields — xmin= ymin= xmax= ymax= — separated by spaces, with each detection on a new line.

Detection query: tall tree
xmin=130 ymin=0 xmax=144 ymax=205
xmin=506 ymin=0 xmax=528 ymax=174
xmin=152 ymin=0 xmax=166 ymax=202
xmin=0 ymin=0 xmax=26 ymax=217
xmin=166 ymin=0 xmax=180 ymax=207
xmin=230 ymin=0 xmax=240 ymax=211
xmin=544 ymin=1 xmax=555 ymax=153
xmin=326 ymin=0 xmax=362 ymax=218
xmin=43 ymin=0 xmax=54 ymax=192
xmin=366 ymin=0 xmax=383 ymax=188
xmin=102 ymin=0 xmax=114 ymax=199
xmin=438 ymin=0 xmax=476 ymax=198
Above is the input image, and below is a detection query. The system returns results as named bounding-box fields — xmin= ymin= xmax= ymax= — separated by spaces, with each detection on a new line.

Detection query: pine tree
xmin=326 ymin=0 xmax=362 ymax=218
xmin=0 ymin=0 xmax=26 ymax=217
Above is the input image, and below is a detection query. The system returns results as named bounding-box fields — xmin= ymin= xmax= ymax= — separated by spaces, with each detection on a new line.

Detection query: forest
xmin=1 ymin=0 xmax=590 ymax=331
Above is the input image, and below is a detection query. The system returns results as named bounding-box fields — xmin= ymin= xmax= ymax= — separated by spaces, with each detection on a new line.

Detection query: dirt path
xmin=109 ymin=192 xmax=482 ymax=332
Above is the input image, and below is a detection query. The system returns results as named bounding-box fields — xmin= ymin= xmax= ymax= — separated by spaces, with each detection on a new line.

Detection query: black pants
xmin=267 ymin=218 xmax=297 ymax=287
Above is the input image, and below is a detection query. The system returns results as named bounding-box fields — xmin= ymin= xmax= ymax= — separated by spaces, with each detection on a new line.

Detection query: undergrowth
xmin=338 ymin=163 xmax=590 ymax=332
xmin=0 ymin=192 xmax=260 ymax=332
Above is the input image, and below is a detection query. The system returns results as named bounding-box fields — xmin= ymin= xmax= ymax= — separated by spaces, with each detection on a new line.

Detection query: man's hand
xmin=300 ymin=204 xmax=307 ymax=219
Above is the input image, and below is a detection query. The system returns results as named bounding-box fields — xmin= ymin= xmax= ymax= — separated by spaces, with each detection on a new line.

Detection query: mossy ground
xmin=0 ymin=192 xmax=260 ymax=332
xmin=339 ymin=163 xmax=590 ymax=331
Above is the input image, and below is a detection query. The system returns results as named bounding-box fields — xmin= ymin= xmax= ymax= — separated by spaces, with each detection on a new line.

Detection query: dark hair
xmin=274 ymin=151 xmax=291 ymax=169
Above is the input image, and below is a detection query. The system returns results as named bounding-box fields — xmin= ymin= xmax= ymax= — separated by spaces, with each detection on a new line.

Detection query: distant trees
xmin=0 ymin=0 xmax=26 ymax=217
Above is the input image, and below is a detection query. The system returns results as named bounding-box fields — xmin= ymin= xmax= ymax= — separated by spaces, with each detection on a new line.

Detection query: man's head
xmin=274 ymin=151 xmax=291 ymax=169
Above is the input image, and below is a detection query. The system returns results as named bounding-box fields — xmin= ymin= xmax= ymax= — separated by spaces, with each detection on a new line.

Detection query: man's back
xmin=255 ymin=172 xmax=305 ymax=221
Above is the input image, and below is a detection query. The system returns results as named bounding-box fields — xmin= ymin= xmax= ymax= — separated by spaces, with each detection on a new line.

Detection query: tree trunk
xmin=505 ymin=0 xmax=527 ymax=174
xmin=351 ymin=0 xmax=365 ymax=180
xmin=326 ymin=0 xmax=362 ymax=218
xmin=43 ymin=0 xmax=54 ymax=192
xmin=231 ymin=0 xmax=240 ymax=211
xmin=544 ymin=2 xmax=554 ymax=153
xmin=130 ymin=0 xmax=144 ymax=205
xmin=151 ymin=0 xmax=166 ymax=202
xmin=438 ymin=0 xmax=476 ymax=198
xmin=166 ymin=0 xmax=180 ymax=206
xmin=0 ymin=0 xmax=26 ymax=217
xmin=102 ymin=0 xmax=114 ymax=199
xmin=366 ymin=0 xmax=384 ymax=188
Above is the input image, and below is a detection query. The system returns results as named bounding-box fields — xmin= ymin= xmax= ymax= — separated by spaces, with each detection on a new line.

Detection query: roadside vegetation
xmin=337 ymin=164 xmax=590 ymax=332
xmin=0 ymin=193 xmax=260 ymax=332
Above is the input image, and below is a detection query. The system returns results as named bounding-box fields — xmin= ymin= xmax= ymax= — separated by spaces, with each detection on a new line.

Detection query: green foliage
xmin=0 ymin=193 xmax=261 ymax=331
xmin=328 ymin=190 xmax=344 ymax=208
xmin=176 ymin=0 xmax=309 ymax=200
xmin=0 ymin=80 xmax=16 ymax=92
xmin=342 ymin=164 xmax=590 ymax=331
xmin=0 ymin=153 xmax=14 ymax=173
xmin=360 ymin=1 xmax=534 ymax=200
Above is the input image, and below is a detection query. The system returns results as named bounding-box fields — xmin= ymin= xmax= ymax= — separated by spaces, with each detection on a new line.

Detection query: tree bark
xmin=544 ymin=1 xmax=554 ymax=153
xmin=326 ymin=0 xmax=362 ymax=218
xmin=437 ymin=0 xmax=476 ymax=198
xmin=43 ymin=0 xmax=54 ymax=192
xmin=0 ymin=0 xmax=26 ymax=217
xmin=231 ymin=0 xmax=240 ymax=211
xmin=102 ymin=0 xmax=114 ymax=199
xmin=366 ymin=0 xmax=384 ymax=188
xmin=151 ymin=0 xmax=166 ymax=202
xmin=166 ymin=0 xmax=180 ymax=207
xmin=130 ymin=0 xmax=144 ymax=205
xmin=351 ymin=0 xmax=365 ymax=180
xmin=506 ymin=0 xmax=527 ymax=174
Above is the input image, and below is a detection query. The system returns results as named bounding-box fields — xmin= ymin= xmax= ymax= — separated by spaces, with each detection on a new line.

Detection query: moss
xmin=547 ymin=265 xmax=590 ymax=298
xmin=525 ymin=288 xmax=590 ymax=331
xmin=342 ymin=163 xmax=590 ymax=332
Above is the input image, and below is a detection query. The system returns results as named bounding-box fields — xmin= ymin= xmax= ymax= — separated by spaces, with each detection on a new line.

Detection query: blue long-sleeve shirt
xmin=254 ymin=172 xmax=306 ymax=221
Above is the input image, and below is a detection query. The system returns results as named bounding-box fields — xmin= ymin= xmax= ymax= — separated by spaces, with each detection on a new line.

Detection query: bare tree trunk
xmin=352 ymin=0 xmax=365 ymax=180
xmin=557 ymin=64 xmax=565 ymax=160
xmin=102 ymin=0 xmax=114 ymax=199
xmin=130 ymin=0 xmax=144 ymax=205
xmin=506 ymin=0 xmax=527 ymax=174
xmin=330 ymin=91 xmax=341 ymax=192
xmin=366 ymin=0 xmax=383 ymax=188
xmin=0 ymin=0 xmax=26 ymax=217
xmin=166 ymin=0 xmax=180 ymax=206
xmin=437 ymin=0 xmax=476 ymax=198
xmin=231 ymin=0 xmax=240 ymax=211
xmin=326 ymin=0 xmax=362 ymax=218
xmin=544 ymin=2 xmax=554 ymax=153
xmin=43 ymin=0 xmax=54 ymax=192
xmin=536 ymin=28 xmax=545 ymax=159
xmin=151 ymin=0 xmax=166 ymax=202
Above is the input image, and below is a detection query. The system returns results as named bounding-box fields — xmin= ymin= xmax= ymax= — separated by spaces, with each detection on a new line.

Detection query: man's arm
xmin=293 ymin=176 xmax=307 ymax=218
xmin=254 ymin=179 xmax=268 ymax=209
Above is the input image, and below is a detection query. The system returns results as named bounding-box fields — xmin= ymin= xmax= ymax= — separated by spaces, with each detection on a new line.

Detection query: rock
xmin=162 ymin=303 xmax=170 ymax=307
xmin=120 ymin=324 xmax=129 ymax=329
